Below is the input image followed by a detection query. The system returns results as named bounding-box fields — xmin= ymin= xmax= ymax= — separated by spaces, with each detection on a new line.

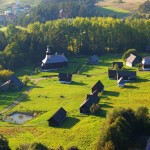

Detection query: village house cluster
xmin=0 ymin=2 xmax=31 ymax=24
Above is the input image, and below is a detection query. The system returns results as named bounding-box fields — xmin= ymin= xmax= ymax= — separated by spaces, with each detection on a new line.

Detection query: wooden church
xmin=41 ymin=46 xmax=68 ymax=70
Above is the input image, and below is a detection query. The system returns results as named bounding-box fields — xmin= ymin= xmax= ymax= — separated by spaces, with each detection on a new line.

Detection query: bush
xmin=90 ymin=104 xmax=100 ymax=114
xmin=22 ymin=76 xmax=33 ymax=85
xmin=96 ymin=107 xmax=150 ymax=150
xmin=122 ymin=49 xmax=137 ymax=62
xmin=104 ymin=141 xmax=115 ymax=150
xmin=0 ymin=69 xmax=14 ymax=83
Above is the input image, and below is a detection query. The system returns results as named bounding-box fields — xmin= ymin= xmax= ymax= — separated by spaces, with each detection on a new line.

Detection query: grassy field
xmin=96 ymin=6 xmax=130 ymax=18
xmin=96 ymin=0 xmax=146 ymax=11
xmin=0 ymin=55 xmax=150 ymax=149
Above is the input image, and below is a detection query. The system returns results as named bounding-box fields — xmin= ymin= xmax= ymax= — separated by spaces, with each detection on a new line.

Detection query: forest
xmin=17 ymin=0 xmax=97 ymax=26
xmin=0 ymin=17 xmax=150 ymax=70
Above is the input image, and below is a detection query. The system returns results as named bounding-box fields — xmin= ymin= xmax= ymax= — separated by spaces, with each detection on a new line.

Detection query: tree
xmin=0 ymin=69 xmax=14 ymax=83
xmin=122 ymin=49 xmax=137 ymax=62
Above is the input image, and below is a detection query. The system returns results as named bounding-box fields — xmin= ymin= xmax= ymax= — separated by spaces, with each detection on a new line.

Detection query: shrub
xmin=22 ymin=76 xmax=33 ymax=85
xmin=90 ymin=104 xmax=100 ymax=114
xmin=104 ymin=141 xmax=115 ymax=150
xmin=122 ymin=49 xmax=137 ymax=62
xmin=0 ymin=69 xmax=14 ymax=83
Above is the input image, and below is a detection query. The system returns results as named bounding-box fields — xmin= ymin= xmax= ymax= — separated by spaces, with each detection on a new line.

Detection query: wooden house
xmin=126 ymin=54 xmax=142 ymax=67
xmin=117 ymin=77 xmax=125 ymax=87
xmin=87 ymin=55 xmax=99 ymax=65
xmin=92 ymin=80 xmax=104 ymax=93
xmin=117 ymin=71 xmax=136 ymax=81
xmin=108 ymin=69 xmax=117 ymax=79
xmin=142 ymin=57 xmax=150 ymax=71
xmin=41 ymin=46 xmax=68 ymax=70
xmin=58 ymin=73 xmax=72 ymax=84
xmin=112 ymin=62 xmax=123 ymax=69
xmin=48 ymin=107 xmax=67 ymax=126
xmin=0 ymin=75 xmax=23 ymax=92
xmin=80 ymin=94 xmax=99 ymax=114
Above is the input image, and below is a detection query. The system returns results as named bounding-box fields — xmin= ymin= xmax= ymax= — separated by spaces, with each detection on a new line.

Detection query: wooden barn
xmin=112 ymin=62 xmax=123 ymax=69
xmin=117 ymin=71 xmax=136 ymax=81
xmin=126 ymin=54 xmax=142 ymax=67
xmin=41 ymin=46 xmax=68 ymax=70
xmin=0 ymin=75 xmax=23 ymax=92
xmin=87 ymin=55 xmax=99 ymax=65
xmin=108 ymin=69 xmax=117 ymax=79
xmin=48 ymin=107 xmax=67 ymax=126
xmin=142 ymin=57 xmax=150 ymax=71
xmin=92 ymin=80 xmax=104 ymax=93
xmin=80 ymin=94 xmax=99 ymax=114
xmin=58 ymin=73 xmax=72 ymax=84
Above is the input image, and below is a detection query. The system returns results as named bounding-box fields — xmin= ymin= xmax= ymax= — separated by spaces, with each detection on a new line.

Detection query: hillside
xmin=0 ymin=0 xmax=41 ymax=10
xmin=95 ymin=0 xmax=147 ymax=18
xmin=0 ymin=55 xmax=150 ymax=149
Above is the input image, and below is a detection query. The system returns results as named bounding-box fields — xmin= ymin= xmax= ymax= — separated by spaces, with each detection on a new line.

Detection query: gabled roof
xmin=126 ymin=54 xmax=142 ymax=63
xmin=118 ymin=77 xmax=125 ymax=84
xmin=48 ymin=107 xmax=67 ymax=124
xmin=142 ymin=57 xmax=150 ymax=65
xmin=117 ymin=71 xmax=136 ymax=78
xmin=9 ymin=75 xmax=23 ymax=88
xmin=42 ymin=54 xmax=68 ymax=64
xmin=92 ymin=80 xmax=104 ymax=93
xmin=86 ymin=94 xmax=98 ymax=101
xmin=81 ymin=95 xmax=99 ymax=108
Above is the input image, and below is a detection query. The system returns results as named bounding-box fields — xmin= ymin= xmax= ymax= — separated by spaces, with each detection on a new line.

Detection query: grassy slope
xmin=0 ymin=55 xmax=150 ymax=149
xmin=96 ymin=6 xmax=130 ymax=18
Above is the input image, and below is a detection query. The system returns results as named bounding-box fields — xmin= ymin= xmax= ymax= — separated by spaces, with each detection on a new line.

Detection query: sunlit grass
xmin=0 ymin=54 xmax=150 ymax=149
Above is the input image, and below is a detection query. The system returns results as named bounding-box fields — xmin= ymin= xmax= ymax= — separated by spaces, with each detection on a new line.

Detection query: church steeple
xmin=46 ymin=45 xmax=51 ymax=55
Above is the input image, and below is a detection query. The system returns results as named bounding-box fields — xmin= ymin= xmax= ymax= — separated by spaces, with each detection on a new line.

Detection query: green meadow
xmin=97 ymin=6 xmax=130 ymax=18
xmin=0 ymin=55 xmax=150 ymax=149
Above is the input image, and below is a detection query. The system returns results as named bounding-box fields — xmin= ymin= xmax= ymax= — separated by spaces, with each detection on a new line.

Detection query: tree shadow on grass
xmin=124 ymin=85 xmax=139 ymax=89
xmin=103 ymin=90 xmax=120 ymax=97
xmin=135 ymin=77 xmax=150 ymax=83
xmin=71 ymin=81 xmax=87 ymax=86
xmin=56 ymin=117 xmax=80 ymax=129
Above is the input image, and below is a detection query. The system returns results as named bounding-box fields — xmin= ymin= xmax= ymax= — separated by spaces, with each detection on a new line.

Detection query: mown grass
xmin=96 ymin=6 xmax=130 ymax=18
xmin=0 ymin=54 xmax=150 ymax=149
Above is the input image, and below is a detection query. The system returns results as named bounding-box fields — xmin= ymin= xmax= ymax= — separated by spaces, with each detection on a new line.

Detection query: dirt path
xmin=0 ymin=78 xmax=44 ymax=115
